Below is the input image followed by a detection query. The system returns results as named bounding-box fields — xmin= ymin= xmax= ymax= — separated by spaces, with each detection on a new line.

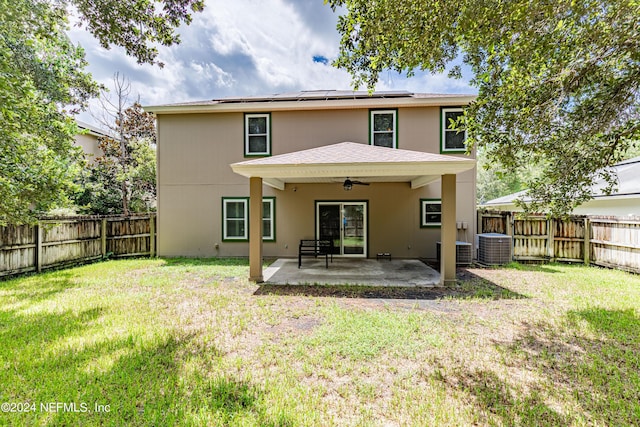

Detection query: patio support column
xmin=440 ymin=174 xmax=457 ymax=286
xmin=249 ymin=177 xmax=263 ymax=282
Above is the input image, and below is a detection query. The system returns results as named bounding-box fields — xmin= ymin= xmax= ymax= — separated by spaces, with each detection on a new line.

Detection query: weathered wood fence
xmin=478 ymin=211 xmax=640 ymax=273
xmin=0 ymin=214 xmax=155 ymax=278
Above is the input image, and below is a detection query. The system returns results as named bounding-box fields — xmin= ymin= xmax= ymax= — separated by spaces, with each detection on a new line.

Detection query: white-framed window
xmin=223 ymin=198 xmax=248 ymax=240
xmin=222 ymin=197 xmax=275 ymax=241
xmin=245 ymin=113 xmax=271 ymax=156
xmin=262 ymin=197 xmax=275 ymax=241
xmin=441 ymin=107 xmax=466 ymax=153
xmin=370 ymin=110 xmax=397 ymax=148
xmin=420 ymin=199 xmax=442 ymax=227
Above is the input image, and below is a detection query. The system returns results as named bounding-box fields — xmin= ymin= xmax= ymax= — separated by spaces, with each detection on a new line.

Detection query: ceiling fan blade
xmin=342 ymin=178 xmax=369 ymax=190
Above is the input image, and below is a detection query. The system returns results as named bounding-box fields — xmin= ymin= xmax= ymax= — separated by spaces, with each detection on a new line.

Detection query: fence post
xmin=35 ymin=222 xmax=43 ymax=272
xmin=547 ymin=218 xmax=555 ymax=261
xmin=584 ymin=217 xmax=590 ymax=265
xmin=101 ymin=218 xmax=107 ymax=257
xmin=149 ymin=215 xmax=156 ymax=258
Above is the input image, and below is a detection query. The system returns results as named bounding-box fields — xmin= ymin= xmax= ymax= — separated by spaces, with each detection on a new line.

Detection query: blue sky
xmin=67 ymin=0 xmax=475 ymax=125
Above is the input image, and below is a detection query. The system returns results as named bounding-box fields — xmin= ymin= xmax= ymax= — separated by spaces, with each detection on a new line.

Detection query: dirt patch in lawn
xmin=255 ymin=266 xmax=526 ymax=301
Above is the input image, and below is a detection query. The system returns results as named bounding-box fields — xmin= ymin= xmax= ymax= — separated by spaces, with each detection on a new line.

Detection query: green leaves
xmin=74 ymin=102 xmax=157 ymax=215
xmin=0 ymin=0 xmax=97 ymax=224
xmin=72 ymin=0 xmax=205 ymax=67
xmin=332 ymin=0 xmax=640 ymax=215
xmin=1 ymin=0 xmax=202 ymax=224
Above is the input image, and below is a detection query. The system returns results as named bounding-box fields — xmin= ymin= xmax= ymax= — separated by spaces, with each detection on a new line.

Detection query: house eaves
xmin=77 ymin=120 xmax=110 ymax=138
xmin=144 ymin=91 xmax=476 ymax=115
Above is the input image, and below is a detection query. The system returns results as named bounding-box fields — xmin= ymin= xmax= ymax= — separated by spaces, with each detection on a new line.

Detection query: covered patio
xmin=231 ymin=142 xmax=475 ymax=286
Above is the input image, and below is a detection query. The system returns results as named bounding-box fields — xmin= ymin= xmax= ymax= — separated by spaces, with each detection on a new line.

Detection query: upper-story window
xmin=245 ymin=113 xmax=271 ymax=156
xmin=441 ymin=107 xmax=466 ymax=153
xmin=370 ymin=110 xmax=397 ymax=148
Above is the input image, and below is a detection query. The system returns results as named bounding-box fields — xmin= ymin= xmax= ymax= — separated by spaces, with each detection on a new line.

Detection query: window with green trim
xmin=441 ymin=107 xmax=466 ymax=152
xmin=245 ymin=113 xmax=271 ymax=156
xmin=262 ymin=198 xmax=275 ymax=241
xmin=223 ymin=198 xmax=248 ymax=240
xmin=420 ymin=199 xmax=442 ymax=227
xmin=222 ymin=197 xmax=275 ymax=241
xmin=370 ymin=110 xmax=397 ymax=148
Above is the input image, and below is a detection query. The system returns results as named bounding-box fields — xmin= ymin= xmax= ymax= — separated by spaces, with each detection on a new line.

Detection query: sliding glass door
xmin=316 ymin=202 xmax=367 ymax=257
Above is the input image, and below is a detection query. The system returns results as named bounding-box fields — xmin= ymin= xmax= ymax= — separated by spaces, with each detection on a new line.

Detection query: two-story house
xmin=145 ymin=90 xmax=476 ymax=284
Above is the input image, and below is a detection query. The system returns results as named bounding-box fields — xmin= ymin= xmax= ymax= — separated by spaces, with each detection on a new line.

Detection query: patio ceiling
xmin=230 ymin=142 xmax=476 ymax=190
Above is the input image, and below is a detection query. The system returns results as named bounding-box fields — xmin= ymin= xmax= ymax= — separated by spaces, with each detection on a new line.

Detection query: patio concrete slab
xmin=263 ymin=258 xmax=440 ymax=287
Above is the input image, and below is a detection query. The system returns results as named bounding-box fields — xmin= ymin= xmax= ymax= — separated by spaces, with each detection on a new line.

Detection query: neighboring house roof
xmin=231 ymin=141 xmax=475 ymax=190
xmin=589 ymin=156 xmax=640 ymax=200
xmin=144 ymin=90 xmax=476 ymax=114
xmin=481 ymin=189 xmax=528 ymax=207
xmin=482 ymin=156 xmax=640 ymax=212
xmin=77 ymin=120 xmax=110 ymax=138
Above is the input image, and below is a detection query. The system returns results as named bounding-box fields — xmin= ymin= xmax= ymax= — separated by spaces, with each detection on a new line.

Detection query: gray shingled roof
xmin=77 ymin=120 xmax=110 ymax=137
xmin=235 ymin=142 xmax=467 ymax=166
xmin=231 ymin=142 xmax=475 ymax=190
xmin=149 ymin=90 xmax=475 ymax=108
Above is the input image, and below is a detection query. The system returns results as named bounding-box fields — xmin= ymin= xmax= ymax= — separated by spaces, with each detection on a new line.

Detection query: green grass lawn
xmin=1 ymin=259 xmax=639 ymax=426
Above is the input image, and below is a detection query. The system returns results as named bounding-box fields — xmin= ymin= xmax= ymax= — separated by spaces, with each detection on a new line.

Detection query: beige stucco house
xmin=145 ymin=90 xmax=477 ymax=284
xmin=76 ymin=120 xmax=107 ymax=161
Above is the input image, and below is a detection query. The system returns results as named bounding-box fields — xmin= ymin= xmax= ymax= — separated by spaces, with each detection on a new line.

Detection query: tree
xmin=0 ymin=0 xmax=203 ymax=224
xmin=0 ymin=0 xmax=96 ymax=225
xmin=72 ymin=0 xmax=205 ymax=67
xmin=476 ymin=147 xmax=542 ymax=204
xmin=75 ymin=74 xmax=157 ymax=215
xmin=328 ymin=0 xmax=640 ymax=215
xmin=74 ymin=126 xmax=157 ymax=215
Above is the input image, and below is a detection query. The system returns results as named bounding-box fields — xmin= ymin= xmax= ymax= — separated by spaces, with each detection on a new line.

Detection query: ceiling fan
xmin=342 ymin=178 xmax=369 ymax=191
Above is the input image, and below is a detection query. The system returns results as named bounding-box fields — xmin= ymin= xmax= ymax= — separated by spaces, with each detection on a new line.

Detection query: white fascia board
xmin=145 ymin=95 xmax=477 ymax=115
xmin=591 ymin=193 xmax=640 ymax=201
xmin=479 ymin=203 xmax=517 ymax=210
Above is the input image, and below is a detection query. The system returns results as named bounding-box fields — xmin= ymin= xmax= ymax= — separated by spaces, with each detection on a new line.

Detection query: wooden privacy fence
xmin=478 ymin=211 xmax=640 ymax=273
xmin=0 ymin=214 xmax=155 ymax=278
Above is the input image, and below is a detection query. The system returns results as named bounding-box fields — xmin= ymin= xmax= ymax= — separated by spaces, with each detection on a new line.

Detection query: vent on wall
xmin=478 ymin=233 xmax=512 ymax=265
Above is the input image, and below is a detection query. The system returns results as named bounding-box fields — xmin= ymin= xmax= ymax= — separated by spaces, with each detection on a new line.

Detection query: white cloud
xmin=377 ymin=69 xmax=476 ymax=94
xmin=67 ymin=0 xmax=474 ymax=127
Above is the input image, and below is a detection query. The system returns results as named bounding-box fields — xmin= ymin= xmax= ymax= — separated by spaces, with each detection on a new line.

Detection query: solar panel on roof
xmin=217 ymin=90 xmax=413 ymax=103
xmin=296 ymin=90 xmax=412 ymax=100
